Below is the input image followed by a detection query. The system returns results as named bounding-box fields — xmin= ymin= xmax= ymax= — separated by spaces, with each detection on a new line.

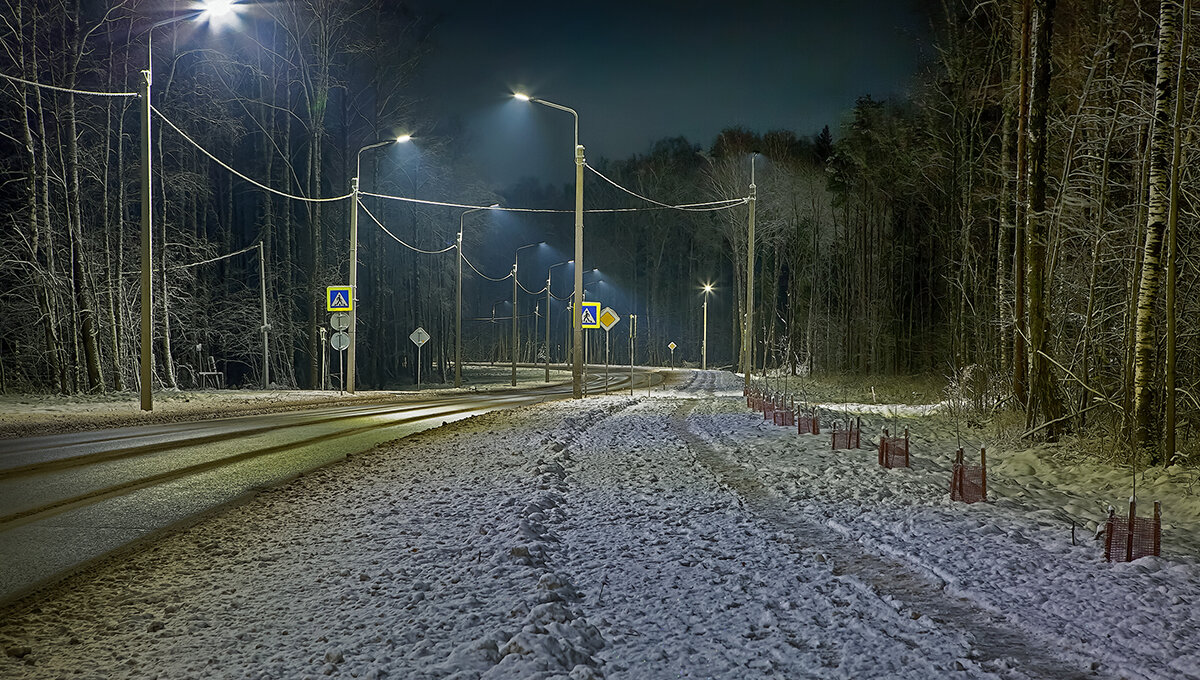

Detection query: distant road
xmin=0 ymin=369 xmax=662 ymax=606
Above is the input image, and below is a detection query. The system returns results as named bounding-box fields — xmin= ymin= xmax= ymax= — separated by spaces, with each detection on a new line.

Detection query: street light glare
xmin=200 ymin=0 xmax=235 ymax=18
xmin=513 ymin=93 xmax=531 ymax=101
xmin=703 ymin=284 xmax=714 ymax=292
xmin=396 ymin=134 xmax=412 ymax=143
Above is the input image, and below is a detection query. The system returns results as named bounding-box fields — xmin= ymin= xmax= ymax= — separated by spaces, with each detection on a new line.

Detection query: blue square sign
xmin=327 ymin=286 xmax=352 ymax=311
xmin=580 ymin=301 xmax=601 ymax=329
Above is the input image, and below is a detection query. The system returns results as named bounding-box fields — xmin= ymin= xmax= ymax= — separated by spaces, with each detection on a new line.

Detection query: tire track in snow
xmin=675 ymin=399 xmax=1107 ymax=680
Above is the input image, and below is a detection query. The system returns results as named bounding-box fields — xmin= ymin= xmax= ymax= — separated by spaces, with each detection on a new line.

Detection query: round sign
xmin=330 ymin=330 xmax=350 ymax=351
xmin=330 ymin=311 xmax=350 ymax=331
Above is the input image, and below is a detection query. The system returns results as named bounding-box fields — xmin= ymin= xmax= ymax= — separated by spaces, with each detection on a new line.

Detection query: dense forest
xmin=1 ymin=0 xmax=1198 ymax=464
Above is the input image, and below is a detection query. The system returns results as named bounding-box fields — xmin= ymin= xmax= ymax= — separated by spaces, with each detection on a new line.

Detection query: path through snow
xmin=0 ymin=370 xmax=1196 ymax=679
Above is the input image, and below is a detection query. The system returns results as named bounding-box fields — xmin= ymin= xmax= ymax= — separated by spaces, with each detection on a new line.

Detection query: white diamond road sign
xmin=410 ymin=327 xmax=430 ymax=347
xmin=668 ymin=342 xmax=677 ymax=350
xmin=599 ymin=307 xmax=620 ymax=331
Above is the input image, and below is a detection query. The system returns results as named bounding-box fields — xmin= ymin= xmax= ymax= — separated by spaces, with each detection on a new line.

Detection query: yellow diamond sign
xmin=599 ymin=307 xmax=620 ymax=331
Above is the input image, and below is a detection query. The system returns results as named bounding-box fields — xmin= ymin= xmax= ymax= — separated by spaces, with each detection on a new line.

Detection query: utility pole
xmin=138 ymin=68 xmax=153 ymax=411
xmin=512 ymin=263 xmax=518 ymax=386
xmin=259 ymin=242 xmax=269 ymax=389
xmin=742 ymin=153 xmax=757 ymax=390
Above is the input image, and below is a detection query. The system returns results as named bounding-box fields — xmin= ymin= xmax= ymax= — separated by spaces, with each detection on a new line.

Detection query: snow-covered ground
xmin=0 ymin=366 xmax=575 ymax=439
xmin=1 ymin=371 xmax=1197 ymax=679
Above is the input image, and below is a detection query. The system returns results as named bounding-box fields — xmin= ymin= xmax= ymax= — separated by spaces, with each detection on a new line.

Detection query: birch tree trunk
xmin=1163 ymin=0 xmax=1190 ymax=463
xmin=1131 ymin=0 xmax=1179 ymax=456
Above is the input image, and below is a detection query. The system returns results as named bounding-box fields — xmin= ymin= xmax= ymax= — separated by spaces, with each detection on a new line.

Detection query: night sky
xmin=410 ymin=0 xmax=931 ymax=185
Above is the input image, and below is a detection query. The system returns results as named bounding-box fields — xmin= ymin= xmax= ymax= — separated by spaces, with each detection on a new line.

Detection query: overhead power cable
xmin=153 ymin=108 xmax=747 ymax=214
xmin=517 ymin=278 xmax=548 ymax=295
xmin=467 ymin=313 xmax=540 ymax=322
xmin=585 ymin=163 xmax=748 ymax=211
xmin=461 ymin=253 xmax=512 ymax=282
xmin=154 ymin=108 xmax=353 ymax=203
xmin=359 ymin=202 xmax=456 ymax=254
xmin=171 ymin=242 xmax=259 ymax=270
xmin=121 ymin=242 xmax=258 ymax=276
xmin=0 ymin=72 xmax=138 ymax=97
xmin=361 ymin=191 xmax=568 ymax=214
xmin=359 ymin=191 xmax=748 ymax=214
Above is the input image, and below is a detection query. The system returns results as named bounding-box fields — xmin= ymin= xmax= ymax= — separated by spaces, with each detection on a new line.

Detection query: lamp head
xmin=703 ymin=284 xmax=714 ymax=293
xmin=396 ymin=134 xmax=412 ymax=143
xmin=513 ymin=92 xmax=531 ymax=102
xmin=201 ymin=0 xmax=236 ymax=18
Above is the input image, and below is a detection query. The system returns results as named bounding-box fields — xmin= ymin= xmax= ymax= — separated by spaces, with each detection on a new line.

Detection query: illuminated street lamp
xmin=347 ymin=133 xmax=411 ymax=394
xmin=138 ymin=0 xmax=242 ymax=411
xmin=514 ymin=92 xmax=584 ymax=399
xmin=512 ymin=242 xmax=544 ymax=386
xmin=702 ymin=283 xmax=714 ymax=370
xmin=457 ymin=203 xmax=499 ymax=387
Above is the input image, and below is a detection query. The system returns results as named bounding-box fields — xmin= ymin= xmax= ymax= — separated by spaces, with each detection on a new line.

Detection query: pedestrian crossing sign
xmin=327 ymin=286 xmax=353 ymax=311
xmin=580 ymin=301 xmax=601 ymax=329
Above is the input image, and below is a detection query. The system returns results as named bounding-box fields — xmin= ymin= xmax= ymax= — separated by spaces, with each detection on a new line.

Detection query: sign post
xmin=327 ymin=313 xmax=350 ymax=392
xmin=599 ymin=307 xmax=620 ymax=394
xmin=668 ymin=341 xmax=676 ymax=369
xmin=581 ymin=301 xmax=600 ymax=396
xmin=629 ymin=314 xmax=637 ymax=396
xmin=319 ymin=327 xmax=328 ymax=390
xmin=410 ymin=327 xmax=430 ymax=389
xmin=327 ymin=286 xmax=353 ymax=394
xmin=330 ymin=329 xmax=350 ymax=393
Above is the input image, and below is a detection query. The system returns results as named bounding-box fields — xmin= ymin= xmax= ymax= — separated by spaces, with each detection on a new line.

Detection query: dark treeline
xmin=2 ymin=0 xmax=1198 ymax=464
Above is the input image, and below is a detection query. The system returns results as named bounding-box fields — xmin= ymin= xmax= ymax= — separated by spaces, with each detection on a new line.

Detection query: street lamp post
xmin=545 ymin=260 xmax=572 ymax=382
xmin=702 ymin=284 xmax=713 ymax=370
xmin=347 ymin=134 xmax=410 ymax=394
xmin=490 ymin=300 xmax=509 ymax=362
xmin=259 ymin=241 xmax=269 ymax=388
xmin=456 ymin=203 xmax=499 ymax=388
xmin=512 ymin=242 xmax=542 ymax=386
xmin=138 ymin=0 xmax=239 ymax=411
xmin=742 ymin=153 xmax=758 ymax=390
xmin=515 ymin=93 xmax=584 ymax=399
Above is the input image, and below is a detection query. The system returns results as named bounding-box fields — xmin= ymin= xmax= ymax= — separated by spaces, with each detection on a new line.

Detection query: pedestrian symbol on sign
xmin=580 ymin=301 xmax=601 ymax=329
xmin=326 ymin=286 xmax=353 ymax=311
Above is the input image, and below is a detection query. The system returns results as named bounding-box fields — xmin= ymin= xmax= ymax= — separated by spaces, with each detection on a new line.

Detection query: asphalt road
xmin=0 ymin=370 xmax=661 ymax=606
